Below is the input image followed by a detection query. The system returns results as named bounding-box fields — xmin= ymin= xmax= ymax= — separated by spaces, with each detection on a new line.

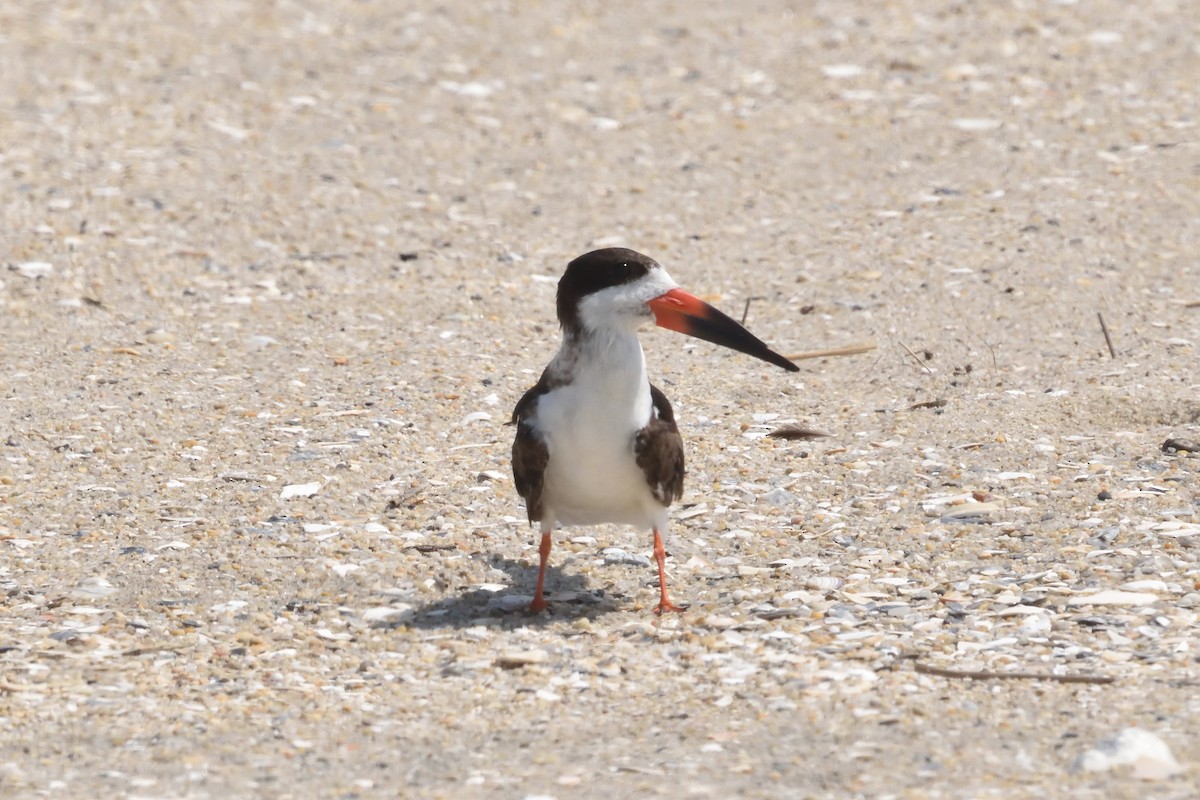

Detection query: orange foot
xmin=528 ymin=595 xmax=549 ymax=614
xmin=653 ymin=600 xmax=684 ymax=615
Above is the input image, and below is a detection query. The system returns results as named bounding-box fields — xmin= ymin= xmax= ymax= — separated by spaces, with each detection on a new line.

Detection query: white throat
xmin=554 ymin=325 xmax=650 ymax=426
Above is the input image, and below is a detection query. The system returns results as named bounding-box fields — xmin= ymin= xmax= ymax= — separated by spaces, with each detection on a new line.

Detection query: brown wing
xmin=510 ymin=374 xmax=553 ymax=523
xmin=635 ymin=384 xmax=685 ymax=507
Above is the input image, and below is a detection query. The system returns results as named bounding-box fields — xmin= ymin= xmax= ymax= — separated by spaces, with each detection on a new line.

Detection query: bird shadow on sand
xmin=403 ymin=556 xmax=632 ymax=630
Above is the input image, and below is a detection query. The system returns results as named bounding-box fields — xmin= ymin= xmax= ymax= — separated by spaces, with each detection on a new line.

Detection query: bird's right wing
xmin=510 ymin=377 xmax=552 ymax=523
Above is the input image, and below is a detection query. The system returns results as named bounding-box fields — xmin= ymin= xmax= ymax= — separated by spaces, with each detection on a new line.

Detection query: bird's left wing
xmin=635 ymin=384 xmax=686 ymax=507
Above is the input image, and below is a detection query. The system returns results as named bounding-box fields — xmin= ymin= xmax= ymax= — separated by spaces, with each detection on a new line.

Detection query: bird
xmin=510 ymin=248 xmax=799 ymax=614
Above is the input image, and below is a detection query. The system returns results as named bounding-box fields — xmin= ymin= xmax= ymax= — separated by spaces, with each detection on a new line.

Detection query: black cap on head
xmin=556 ymin=248 xmax=657 ymax=332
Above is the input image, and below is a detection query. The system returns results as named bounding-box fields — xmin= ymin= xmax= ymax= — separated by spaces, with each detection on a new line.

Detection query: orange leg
xmin=529 ymin=530 xmax=552 ymax=613
xmin=652 ymin=528 xmax=683 ymax=615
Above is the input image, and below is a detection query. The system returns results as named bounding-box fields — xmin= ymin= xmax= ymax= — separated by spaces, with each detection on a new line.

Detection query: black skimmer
xmin=510 ymin=248 xmax=799 ymax=614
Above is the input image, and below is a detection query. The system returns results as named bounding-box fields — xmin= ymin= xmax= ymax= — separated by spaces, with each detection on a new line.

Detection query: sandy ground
xmin=2 ymin=1 xmax=1200 ymax=798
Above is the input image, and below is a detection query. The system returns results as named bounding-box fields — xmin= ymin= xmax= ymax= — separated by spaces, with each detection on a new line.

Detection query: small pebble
xmin=495 ymin=649 xmax=549 ymax=669
xmin=1073 ymin=728 xmax=1183 ymax=780
xmin=280 ymin=482 xmax=321 ymax=499
xmin=602 ymin=548 xmax=651 ymax=567
xmin=12 ymin=262 xmax=53 ymax=279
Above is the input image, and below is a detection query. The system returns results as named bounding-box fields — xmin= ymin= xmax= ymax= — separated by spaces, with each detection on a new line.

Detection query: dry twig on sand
xmin=784 ymin=341 xmax=877 ymax=361
xmin=897 ymin=341 xmax=935 ymax=376
xmin=1097 ymin=311 xmax=1117 ymax=358
xmin=912 ymin=661 xmax=1115 ymax=685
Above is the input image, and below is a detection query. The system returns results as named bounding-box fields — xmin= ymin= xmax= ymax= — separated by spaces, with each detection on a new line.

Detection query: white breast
xmin=532 ymin=330 xmax=666 ymax=529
